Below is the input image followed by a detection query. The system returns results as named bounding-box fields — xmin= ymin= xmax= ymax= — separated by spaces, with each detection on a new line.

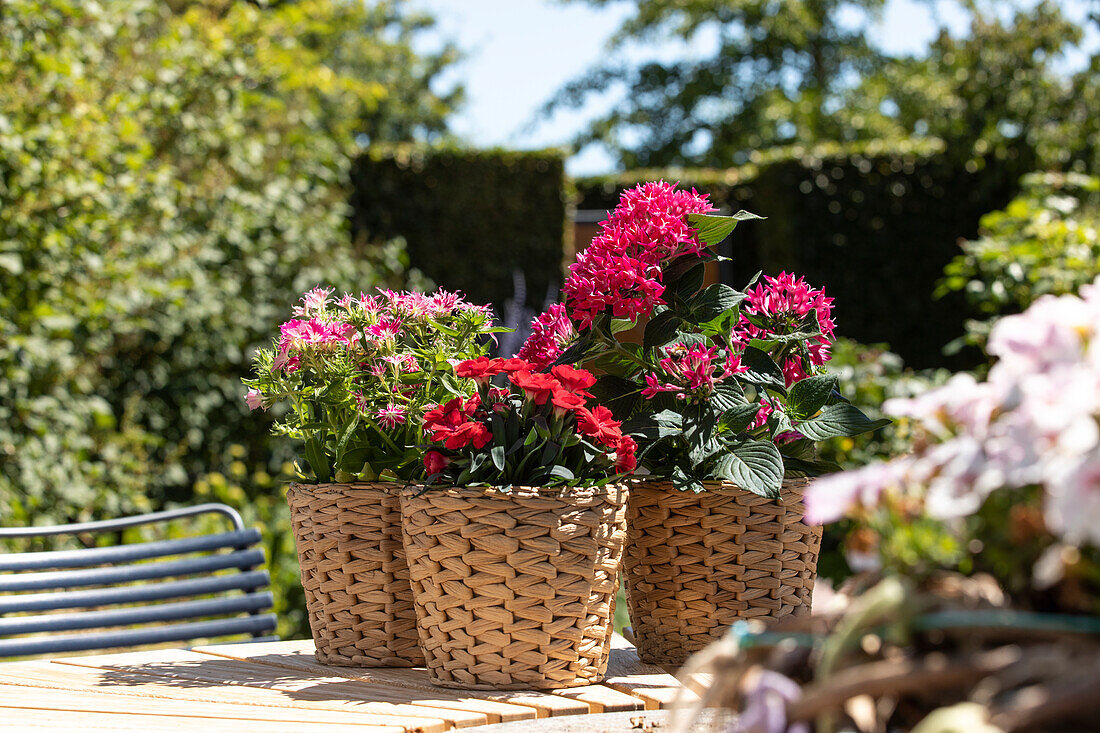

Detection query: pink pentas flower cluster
xmin=640 ymin=343 xmax=748 ymax=401
xmin=563 ymin=181 xmax=716 ymax=329
xmin=738 ymin=272 xmax=837 ymax=386
xmin=805 ymin=277 xmax=1100 ymax=547
xmin=516 ymin=303 xmax=577 ymax=369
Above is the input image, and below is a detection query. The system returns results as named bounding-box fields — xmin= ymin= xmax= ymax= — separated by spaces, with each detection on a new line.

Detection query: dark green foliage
xmin=0 ymin=0 xmax=454 ymax=639
xmin=349 ymin=147 xmax=568 ymax=313
xmin=938 ymin=172 xmax=1100 ymax=350
xmin=575 ymin=141 xmax=1032 ymax=368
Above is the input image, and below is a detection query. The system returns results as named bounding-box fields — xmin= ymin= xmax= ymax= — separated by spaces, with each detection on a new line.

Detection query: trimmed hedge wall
xmin=576 ymin=140 xmax=1034 ymax=369
xmin=350 ymin=147 xmax=568 ymax=313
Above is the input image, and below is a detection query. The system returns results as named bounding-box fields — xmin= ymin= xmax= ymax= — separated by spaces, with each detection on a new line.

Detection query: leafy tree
xmin=548 ymin=0 xmax=1099 ymax=170
xmin=546 ymin=0 xmax=889 ymax=168
xmin=839 ymin=1 xmax=1093 ymax=168
xmin=0 ymin=0 xmax=451 ymax=636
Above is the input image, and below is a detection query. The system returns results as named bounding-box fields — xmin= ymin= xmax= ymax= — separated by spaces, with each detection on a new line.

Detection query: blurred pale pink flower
xmin=734 ymin=669 xmax=809 ymax=733
xmin=1044 ymin=449 xmax=1100 ymax=545
xmin=805 ymin=456 xmax=914 ymax=524
xmin=244 ymin=389 xmax=265 ymax=411
xmin=804 ymin=277 xmax=1100 ymax=547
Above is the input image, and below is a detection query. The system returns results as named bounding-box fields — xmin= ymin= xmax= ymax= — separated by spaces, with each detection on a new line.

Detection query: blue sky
xmin=413 ymin=0 xmax=1095 ymax=175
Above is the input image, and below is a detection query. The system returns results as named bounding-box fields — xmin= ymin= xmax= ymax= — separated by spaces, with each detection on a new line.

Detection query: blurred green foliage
xmin=551 ymin=0 xmax=1099 ymax=172
xmin=575 ymin=140 xmax=1030 ymax=369
xmin=350 ymin=146 xmax=569 ymax=313
xmin=0 ymin=0 xmax=455 ymax=638
xmin=938 ymin=172 xmax=1100 ymax=351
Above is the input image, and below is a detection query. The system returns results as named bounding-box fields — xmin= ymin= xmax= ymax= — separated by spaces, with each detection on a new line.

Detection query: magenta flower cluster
xmin=516 ymin=303 xmax=576 ymax=370
xmin=738 ymin=272 xmax=836 ymax=386
xmin=561 ymin=180 xmax=716 ymax=330
xmin=640 ymin=343 xmax=748 ymax=401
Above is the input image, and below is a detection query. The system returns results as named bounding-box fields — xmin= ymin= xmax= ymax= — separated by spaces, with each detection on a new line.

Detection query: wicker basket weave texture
xmin=286 ymin=482 xmax=423 ymax=667
xmin=624 ymin=479 xmax=821 ymax=666
xmin=400 ymin=484 xmax=630 ymax=690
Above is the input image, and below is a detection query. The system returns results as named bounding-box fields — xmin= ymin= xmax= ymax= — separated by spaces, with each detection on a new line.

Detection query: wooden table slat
xmin=550 ymin=685 xmax=645 ymax=714
xmin=601 ymin=635 xmax=698 ymax=710
xmin=0 ymin=633 xmax=689 ymax=729
xmin=0 ymin=682 xmax=409 ymax=731
xmin=193 ymin=640 xmax=576 ymax=719
xmin=2 ymin=661 xmax=481 ymax=729
xmin=0 ymin=707 xmax=404 ymax=732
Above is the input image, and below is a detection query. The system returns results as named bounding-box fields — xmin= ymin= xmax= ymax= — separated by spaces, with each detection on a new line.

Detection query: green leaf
xmin=621 ymin=411 xmax=682 ymax=440
xmin=550 ymin=334 xmax=596 ymax=368
xmin=548 ymin=465 xmax=575 ymax=481
xmin=690 ymin=283 xmax=746 ymax=322
xmin=738 ymin=345 xmax=787 ymax=394
xmin=671 ymin=466 xmax=703 ymax=493
xmin=426 ymin=319 xmax=460 ymax=337
xmin=589 ymin=375 xmax=639 ymax=419
xmin=718 ymin=403 xmax=759 ymax=434
xmin=303 ymin=436 xmax=331 ymax=484
xmin=711 ymin=381 xmax=747 ymax=412
xmin=781 ymin=455 xmax=842 ymax=477
xmin=540 ymin=441 xmax=561 ymax=466
xmin=643 ymin=310 xmax=682 ymax=352
xmin=670 ymin=331 xmax=710 ymax=349
xmin=714 ymin=440 xmax=784 ymax=499
xmin=490 ymin=445 xmax=505 ymax=471
xmin=610 ymin=317 xmax=636 ymax=334
xmin=687 ymin=210 xmax=764 ymax=247
xmin=787 ymin=375 xmax=837 ymax=420
xmin=795 ymin=404 xmax=892 ymax=441
xmin=665 ymin=262 xmax=706 ymax=300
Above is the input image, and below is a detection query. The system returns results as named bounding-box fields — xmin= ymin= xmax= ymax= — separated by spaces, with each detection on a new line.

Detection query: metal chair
xmin=0 ymin=503 xmax=277 ymax=657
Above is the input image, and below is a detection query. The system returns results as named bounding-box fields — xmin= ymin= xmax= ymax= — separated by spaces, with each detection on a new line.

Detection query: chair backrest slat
xmin=0 ymin=593 xmax=274 ymax=635
xmin=0 ymin=529 xmax=262 ymax=572
xmin=0 ymin=615 xmax=279 ymax=657
xmin=0 ymin=504 xmax=276 ymax=658
xmin=0 ymin=570 xmax=270 ymax=614
xmin=0 ymin=548 xmax=266 ymax=593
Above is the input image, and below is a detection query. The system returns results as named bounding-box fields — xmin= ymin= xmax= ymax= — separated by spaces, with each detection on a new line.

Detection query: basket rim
xmin=627 ymin=476 xmax=811 ymax=492
xmin=287 ymin=480 xmax=413 ymax=493
xmin=399 ymin=482 xmax=629 ymax=500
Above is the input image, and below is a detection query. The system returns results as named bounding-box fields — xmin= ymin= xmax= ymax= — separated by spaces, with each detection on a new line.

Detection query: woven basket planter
xmin=623 ymin=478 xmax=822 ymax=666
xmin=285 ymin=482 xmax=423 ymax=667
xmin=399 ymin=483 xmax=630 ymax=690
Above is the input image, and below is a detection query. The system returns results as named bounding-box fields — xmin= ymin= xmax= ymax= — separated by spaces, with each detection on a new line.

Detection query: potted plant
xmin=399 ymin=357 xmax=634 ymax=689
xmin=244 ymin=286 xmax=502 ymax=666
xmin=517 ymin=181 xmax=886 ymax=665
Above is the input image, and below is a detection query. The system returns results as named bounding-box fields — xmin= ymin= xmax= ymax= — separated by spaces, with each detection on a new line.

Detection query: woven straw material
xmin=624 ymin=479 xmax=822 ymax=666
xmin=400 ymin=484 xmax=629 ymax=690
xmin=286 ymin=482 xmax=423 ymax=667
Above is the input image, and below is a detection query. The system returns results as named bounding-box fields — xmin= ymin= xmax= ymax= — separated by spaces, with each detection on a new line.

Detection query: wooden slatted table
xmin=0 ymin=634 xmax=697 ymax=731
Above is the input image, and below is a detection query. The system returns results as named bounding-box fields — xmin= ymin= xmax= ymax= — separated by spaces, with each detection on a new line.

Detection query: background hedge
xmin=350 ymin=147 xmax=569 ymax=318
xmin=0 ymin=0 xmax=438 ymax=639
xmin=574 ymin=140 xmax=1034 ymax=369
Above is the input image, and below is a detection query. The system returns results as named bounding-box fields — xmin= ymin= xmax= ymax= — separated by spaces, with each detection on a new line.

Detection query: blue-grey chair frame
xmin=0 ymin=503 xmax=277 ymax=657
